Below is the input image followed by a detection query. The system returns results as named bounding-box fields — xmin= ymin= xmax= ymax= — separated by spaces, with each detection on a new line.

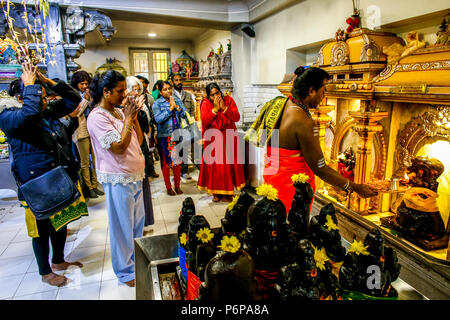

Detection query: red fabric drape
xmin=198 ymin=96 xmax=246 ymax=195
xmin=186 ymin=268 xmax=202 ymax=300
xmin=263 ymin=146 xmax=316 ymax=215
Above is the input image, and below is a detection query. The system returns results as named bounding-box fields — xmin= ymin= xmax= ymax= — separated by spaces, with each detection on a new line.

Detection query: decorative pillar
xmin=348 ymin=108 xmax=388 ymax=214
xmin=310 ymin=103 xmax=335 ymax=191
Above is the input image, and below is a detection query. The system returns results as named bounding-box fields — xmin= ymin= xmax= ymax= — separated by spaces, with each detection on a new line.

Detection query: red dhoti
xmin=263 ymin=146 xmax=316 ymax=215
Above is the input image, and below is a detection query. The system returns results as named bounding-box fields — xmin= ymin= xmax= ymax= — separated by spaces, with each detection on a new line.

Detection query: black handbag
xmin=9 ymin=123 xmax=81 ymax=220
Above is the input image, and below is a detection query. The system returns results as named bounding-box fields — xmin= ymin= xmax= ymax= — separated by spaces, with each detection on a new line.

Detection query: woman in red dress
xmin=198 ymin=83 xmax=246 ymax=202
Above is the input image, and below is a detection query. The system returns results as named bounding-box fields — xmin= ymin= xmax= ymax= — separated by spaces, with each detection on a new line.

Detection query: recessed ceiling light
xmin=148 ymin=33 xmax=157 ymax=37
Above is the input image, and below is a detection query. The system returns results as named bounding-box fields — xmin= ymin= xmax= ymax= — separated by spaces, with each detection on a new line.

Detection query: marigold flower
xmin=312 ymin=245 xmax=330 ymax=271
xmin=348 ymin=239 xmax=370 ymax=256
xmin=324 ymin=215 xmax=339 ymax=231
xmin=228 ymin=195 xmax=239 ymax=211
xmin=179 ymin=233 xmax=188 ymax=245
xmin=256 ymin=183 xmax=278 ymax=201
xmin=218 ymin=235 xmax=241 ymax=253
xmin=291 ymin=173 xmax=309 ymax=184
xmin=196 ymin=227 xmax=214 ymax=243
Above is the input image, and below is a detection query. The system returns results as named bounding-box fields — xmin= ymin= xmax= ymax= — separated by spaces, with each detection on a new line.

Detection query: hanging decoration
xmin=0 ymin=0 xmax=56 ymax=66
xmin=345 ymin=0 xmax=361 ymax=34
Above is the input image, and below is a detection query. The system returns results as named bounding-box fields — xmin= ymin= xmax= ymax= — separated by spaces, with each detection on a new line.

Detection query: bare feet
xmin=167 ymin=188 xmax=176 ymax=196
xmin=125 ymin=279 xmax=135 ymax=287
xmin=52 ymin=261 xmax=83 ymax=271
xmin=212 ymin=194 xmax=221 ymax=202
xmin=42 ymin=272 xmax=69 ymax=287
xmin=174 ymin=187 xmax=183 ymax=195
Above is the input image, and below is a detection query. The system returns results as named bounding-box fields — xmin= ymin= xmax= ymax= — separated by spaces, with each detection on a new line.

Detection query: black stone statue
xmin=308 ymin=203 xmax=346 ymax=262
xmin=198 ymin=250 xmax=263 ymax=301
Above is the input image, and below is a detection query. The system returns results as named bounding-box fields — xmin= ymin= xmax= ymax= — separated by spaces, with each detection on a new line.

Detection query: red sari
xmin=198 ymin=96 xmax=246 ymax=195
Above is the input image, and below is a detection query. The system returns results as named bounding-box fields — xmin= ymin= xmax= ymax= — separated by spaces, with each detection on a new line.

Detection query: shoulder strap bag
xmin=9 ymin=121 xmax=81 ymax=220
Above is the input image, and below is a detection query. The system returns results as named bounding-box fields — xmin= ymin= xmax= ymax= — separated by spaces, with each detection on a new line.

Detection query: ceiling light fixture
xmin=148 ymin=33 xmax=157 ymax=37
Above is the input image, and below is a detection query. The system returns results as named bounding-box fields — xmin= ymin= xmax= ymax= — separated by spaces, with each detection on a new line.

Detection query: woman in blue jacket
xmin=152 ymin=81 xmax=187 ymax=195
xmin=0 ymin=62 xmax=87 ymax=287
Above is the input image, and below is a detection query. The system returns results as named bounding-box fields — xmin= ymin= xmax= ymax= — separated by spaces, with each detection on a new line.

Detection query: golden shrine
xmin=277 ymin=25 xmax=450 ymax=299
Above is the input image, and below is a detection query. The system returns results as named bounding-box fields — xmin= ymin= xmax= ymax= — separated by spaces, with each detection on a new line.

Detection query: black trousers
xmin=31 ymin=219 xmax=67 ymax=276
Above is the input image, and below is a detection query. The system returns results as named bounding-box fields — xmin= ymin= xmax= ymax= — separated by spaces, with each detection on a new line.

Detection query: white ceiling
xmin=111 ymin=20 xmax=208 ymax=40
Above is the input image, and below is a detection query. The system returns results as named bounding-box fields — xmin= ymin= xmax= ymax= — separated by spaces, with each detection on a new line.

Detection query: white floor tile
xmin=15 ymin=272 xmax=58 ymax=297
xmin=13 ymin=289 xmax=58 ymax=300
xmin=66 ymin=245 xmax=105 ymax=265
xmin=165 ymin=222 xmax=178 ymax=234
xmin=56 ymin=281 xmax=101 ymax=300
xmin=99 ymin=279 xmax=135 ymax=300
xmin=0 ymin=220 xmax=23 ymax=234
xmin=63 ymin=261 xmax=103 ymax=287
xmin=0 ymin=255 xmax=34 ymax=279
xmin=10 ymin=226 xmax=32 ymax=243
xmin=1 ymin=241 xmax=34 ymax=258
xmin=0 ymin=274 xmax=25 ymax=299
xmin=0 ymin=229 xmax=18 ymax=245
xmin=73 ymin=227 xmax=108 ymax=249
xmin=101 ymin=250 xmax=117 ymax=282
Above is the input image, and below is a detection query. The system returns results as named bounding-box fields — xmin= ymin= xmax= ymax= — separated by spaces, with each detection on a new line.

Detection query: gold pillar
xmin=348 ymin=109 xmax=388 ymax=214
xmin=310 ymin=104 xmax=335 ymax=191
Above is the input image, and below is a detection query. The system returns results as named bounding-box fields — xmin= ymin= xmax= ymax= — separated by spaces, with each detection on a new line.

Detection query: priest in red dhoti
xmin=198 ymin=83 xmax=246 ymax=202
xmin=247 ymin=67 xmax=378 ymax=214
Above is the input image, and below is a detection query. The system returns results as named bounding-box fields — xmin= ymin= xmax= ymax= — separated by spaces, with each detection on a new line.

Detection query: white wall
xmin=244 ymin=0 xmax=450 ymax=84
xmin=193 ymin=29 xmax=232 ymax=61
xmin=75 ymin=34 xmax=194 ymax=77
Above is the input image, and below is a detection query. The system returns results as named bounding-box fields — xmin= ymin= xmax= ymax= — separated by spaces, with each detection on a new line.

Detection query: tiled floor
xmin=0 ymin=164 xmax=229 ymax=300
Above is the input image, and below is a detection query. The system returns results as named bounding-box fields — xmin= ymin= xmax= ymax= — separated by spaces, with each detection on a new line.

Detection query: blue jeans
xmin=102 ymin=181 xmax=145 ymax=283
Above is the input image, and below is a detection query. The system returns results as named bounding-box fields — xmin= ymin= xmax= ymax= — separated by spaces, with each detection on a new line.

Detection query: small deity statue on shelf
xmin=384 ymin=157 xmax=448 ymax=249
xmin=217 ymin=42 xmax=223 ymax=55
xmin=337 ymin=147 xmax=355 ymax=181
xmin=185 ymin=61 xmax=192 ymax=80
xmin=435 ymin=18 xmax=449 ymax=46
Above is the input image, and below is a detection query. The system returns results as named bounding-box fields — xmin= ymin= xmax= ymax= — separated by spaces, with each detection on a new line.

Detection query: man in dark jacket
xmin=172 ymin=73 xmax=196 ymax=180
xmin=0 ymin=62 xmax=85 ymax=287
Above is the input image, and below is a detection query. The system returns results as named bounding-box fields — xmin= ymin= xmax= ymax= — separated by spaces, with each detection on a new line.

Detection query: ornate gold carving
xmin=394 ymin=107 xmax=450 ymax=177
xmin=330 ymin=116 xmax=387 ymax=181
xmin=382 ymin=31 xmax=426 ymax=65
xmin=360 ymin=34 xmax=381 ymax=62
xmin=316 ymin=44 xmax=325 ymax=66
xmin=330 ymin=42 xmax=350 ymax=66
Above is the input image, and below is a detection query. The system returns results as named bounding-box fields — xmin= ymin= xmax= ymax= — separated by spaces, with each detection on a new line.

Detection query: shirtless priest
xmin=246 ymin=67 xmax=378 ymax=213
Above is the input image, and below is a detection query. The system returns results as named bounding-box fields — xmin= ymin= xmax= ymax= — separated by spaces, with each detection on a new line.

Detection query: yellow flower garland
xmin=324 ymin=215 xmax=339 ymax=231
xmin=291 ymin=173 xmax=309 ymax=184
xmin=312 ymin=245 xmax=330 ymax=271
xmin=228 ymin=195 xmax=240 ymax=211
xmin=348 ymin=240 xmax=370 ymax=256
xmin=256 ymin=183 xmax=278 ymax=201
xmin=196 ymin=227 xmax=214 ymax=243
xmin=218 ymin=235 xmax=241 ymax=253
xmin=179 ymin=232 xmax=188 ymax=245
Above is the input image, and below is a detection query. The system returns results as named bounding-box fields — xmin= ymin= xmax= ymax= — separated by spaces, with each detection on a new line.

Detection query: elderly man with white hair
xmin=126 ymin=76 xmax=155 ymax=233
